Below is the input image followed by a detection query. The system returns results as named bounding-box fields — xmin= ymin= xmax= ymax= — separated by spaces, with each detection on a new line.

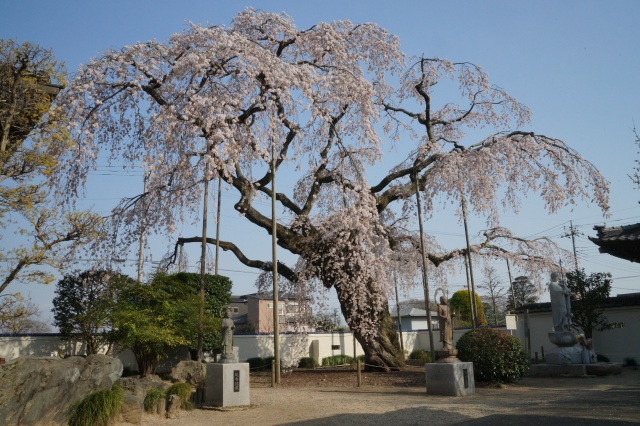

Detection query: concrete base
xmin=530 ymin=362 xmax=623 ymax=377
xmin=205 ymin=363 xmax=250 ymax=407
xmin=546 ymin=345 xmax=584 ymax=365
xmin=425 ymin=362 xmax=475 ymax=396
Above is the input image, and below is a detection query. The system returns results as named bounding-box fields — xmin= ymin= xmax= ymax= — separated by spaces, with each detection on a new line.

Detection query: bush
xmin=624 ymin=357 xmax=638 ymax=368
xmin=408 ymin=349 xmax=432 ymax=363
xmin=143 ymin=387 xmax=166 ymax=413
xmin=247 ymin=356 xmax=276 ymax=371
xmin=298 ymin=357 xmax=318 ymax=369
xmin=68 ymin=384 xmax=124 ymax=426
xmin=321 ymin=355 xmax=354 ymax=366
xmin=597 ymin=354 xmax=610 ymax=363
xmin=166 ymin=382 xmax=193 ymax=410
xmin=456 ymin=328 xmax=529 ymax=384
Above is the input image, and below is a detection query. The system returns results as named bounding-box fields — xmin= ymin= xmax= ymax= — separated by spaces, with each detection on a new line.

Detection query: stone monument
xmin=436 ymin=294 xmax=459 ymax=363
xmin=205 ymin=309 xmax=250 ymax=407
xmin=425 ymin=289 xmax=475 ymax=396
xmin=219 ymin=309 xmax=239 ymax=363
xmin=546 ymin=272 xmax=596 ymax=365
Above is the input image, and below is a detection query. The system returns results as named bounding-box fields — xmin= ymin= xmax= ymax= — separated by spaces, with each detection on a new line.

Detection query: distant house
xmin=229 ymin=293 xmax=312 ymax=333
xmin=390 ymin=307 xmax=438 ymax=332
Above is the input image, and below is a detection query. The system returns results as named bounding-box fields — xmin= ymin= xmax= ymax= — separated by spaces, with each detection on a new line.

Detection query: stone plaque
xmin=234 ymin=370 xmax=240 ymax=392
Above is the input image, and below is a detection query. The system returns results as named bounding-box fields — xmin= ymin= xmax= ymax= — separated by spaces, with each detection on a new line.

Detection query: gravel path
xmin=132 ymin=368 xmax=640 ymax=425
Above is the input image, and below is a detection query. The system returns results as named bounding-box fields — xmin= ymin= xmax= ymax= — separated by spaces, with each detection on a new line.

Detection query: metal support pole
xmin=271 ymin=141 xmax=280 ymax=385
xmin=394 ymin=273 xmax=404 ymax=352
xmin=461 ymin=196 xmax=478 ymax=327
xmin=414 ymin=177 xmax=435 ymax=361
xmin=215 ymin=175 xmax=222 ymax=275
xmin=197 ymin=174 xmax=209 ymax=361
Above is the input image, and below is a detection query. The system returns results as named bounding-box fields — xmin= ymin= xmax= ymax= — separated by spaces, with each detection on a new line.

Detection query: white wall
xmin=512 ymin=306 xmax=640 ymax=364
xmin=0 ymin=328 xmax=496 ymax=369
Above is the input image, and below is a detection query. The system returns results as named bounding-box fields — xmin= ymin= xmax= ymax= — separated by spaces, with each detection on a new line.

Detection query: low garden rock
xmin=0 ymin=354 xmax=123 ymax=426
xmin=168 ymin=360 xmax=206 ymax=387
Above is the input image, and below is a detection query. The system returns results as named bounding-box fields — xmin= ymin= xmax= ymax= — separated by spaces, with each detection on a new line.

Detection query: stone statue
xmin=437 ymin=295 xmax=453 ymax=350
xmin=219 ymin=309 xmax=236 ymax=363
xmin=549 ymin=272 xmax=572 ymax=333
xmin=546 ymin=271 xmax=587 ymax=364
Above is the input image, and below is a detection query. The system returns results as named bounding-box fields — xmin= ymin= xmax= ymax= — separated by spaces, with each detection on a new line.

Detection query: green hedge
xmin=456 ymin=328 xmax=529 ymax=383
xmin=298 ymin=357 xmax=318 ymax=369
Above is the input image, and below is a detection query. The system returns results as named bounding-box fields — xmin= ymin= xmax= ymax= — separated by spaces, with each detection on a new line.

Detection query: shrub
xmin=68 ymin=384 xmax=124 ymax=426
xmin=247 ymin=357 xmax=273 ymax=371
xmin=143 ymin=387 xmax=166 ymax=413
xmin=409 ymin=349 xmax=432 ymax=363
xmin=321 ymin=354 xmax=354 ymax=366
xmin=166 ymin=382 xmax=193 ymax=410
xmin=624 ymin=357 xmax=638 ymax=368
xmin=456 ymin=328 xmax=529 ymax=383
xmin=298 ymin=357 xmax=318 ymax=369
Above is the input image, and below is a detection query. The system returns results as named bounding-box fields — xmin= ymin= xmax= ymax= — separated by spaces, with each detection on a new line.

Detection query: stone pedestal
xmin=436 ymin=348 xmax=459 ymax=363
xmin=218 ymin=347 xmax=239 ymax=364
xmin=205 ymin=363 xmax=250 ymax=407
xmin=425 ymin=362 xmax=475 ymax=396
xmin=546 ymin=345 xmax=584 ymax=365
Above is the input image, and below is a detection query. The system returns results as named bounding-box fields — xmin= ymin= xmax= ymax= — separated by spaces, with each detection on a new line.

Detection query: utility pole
xmin=563 ymin=220 xmax=581 ymax=271
xmin=137 ymin=172 xmax=149 ymax=284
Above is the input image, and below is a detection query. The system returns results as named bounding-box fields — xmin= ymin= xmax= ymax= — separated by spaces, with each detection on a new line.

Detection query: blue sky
xmin=2 ymin=0 xmax=640 ymax=321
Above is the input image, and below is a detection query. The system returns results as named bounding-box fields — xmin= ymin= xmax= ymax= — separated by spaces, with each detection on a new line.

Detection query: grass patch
xmin=166 ymin=382 xmax=193 ymax=410
xmin=321 ymin=355 xmax=354 ymax=366
xmin=68 ymin=384 xmax=124 ymax=426
xmin=143 ymin=387 xmax=166 ymax=413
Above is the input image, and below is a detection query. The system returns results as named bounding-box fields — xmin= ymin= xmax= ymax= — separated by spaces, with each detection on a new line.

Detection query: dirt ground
xmin=134 ymin=365 xmax=640 ymax=425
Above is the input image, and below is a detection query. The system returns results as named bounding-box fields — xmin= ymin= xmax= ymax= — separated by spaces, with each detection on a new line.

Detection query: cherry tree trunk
xmin=333 ymin=284 xmax=404 ymax=371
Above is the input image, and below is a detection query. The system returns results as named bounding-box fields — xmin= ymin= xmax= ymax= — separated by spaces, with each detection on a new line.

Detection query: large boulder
xmin=168 ymin=360 xmax=206 ymax=387
xmin=0 ymin=354 xmax=123 ymax=426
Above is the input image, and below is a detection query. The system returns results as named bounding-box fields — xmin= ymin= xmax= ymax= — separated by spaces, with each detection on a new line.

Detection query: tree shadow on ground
xmin=282 ymin=407 xmax=469 ymax=425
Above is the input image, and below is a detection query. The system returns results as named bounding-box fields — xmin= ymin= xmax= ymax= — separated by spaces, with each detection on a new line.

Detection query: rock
xmin=119 ymin=393 xmax=143 ymax=425
xmin=118 ymin=375 xmax=168 ymax=402
xmin=166 ymin=394 xmax=181 ymax=419
xmin=0 ymin=354 xmax=123 ymax=426
xmin=168 ymin=360 xmax=206 ymax=387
